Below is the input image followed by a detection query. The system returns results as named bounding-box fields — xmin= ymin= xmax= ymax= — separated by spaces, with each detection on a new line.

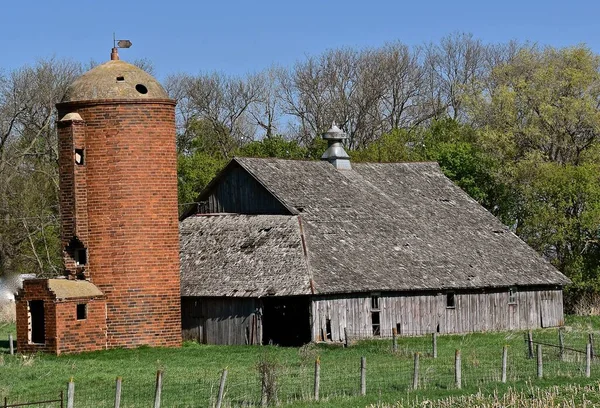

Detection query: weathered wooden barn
xmin=180 ymin=132 xmax=570 ymax=346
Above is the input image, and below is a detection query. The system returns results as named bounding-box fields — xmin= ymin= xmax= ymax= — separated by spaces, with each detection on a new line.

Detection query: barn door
xmin=540 ymin=292 xmax=556 ymax=328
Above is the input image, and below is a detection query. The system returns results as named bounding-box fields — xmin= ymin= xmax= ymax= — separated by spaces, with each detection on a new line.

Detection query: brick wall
xmin=15 ymin=279 xmax=108 ymax=354
xmin=57 ymin=100 xmax=181 ymax=349
xmin=55 ymin=299 xmax=107 ymax=354
xmin=15 ymin=280 xmax=57 ymax=354
xmin=58 ymin=118 xmax=89 ymax=279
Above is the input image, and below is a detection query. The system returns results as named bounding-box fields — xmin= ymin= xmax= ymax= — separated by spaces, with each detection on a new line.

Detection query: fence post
xmin=360 ymin=356 xmax=366 ymax=396
xmin=412 ymin=352 xmax=419 ymax=390
xmin=8 ymin=334 xmax=13 ymax=355
xmin=114 ymin=377 xmax=122 ymax=408
xmin=559 ymin=329 xmax=564 ymax=361
xmin=392 ymin=328 xmax=398 ymax=353
xmin=344 ymin=327 xmax=349 ymax=348
xmin=501 ymin=345 xmax=508 ymax=383
xmin=432 ymin=332 xmax=438 ymax=358
xmin=537 ymin=344 xmax=543 ymax=379
xmin=154 ymin=370 xmax=163 ymax=408
xmin=60 ymin=390 xmax=63 ymax=408
xmin=314 ymin=357 xmax=320 ymax=401
xmin=455 ymin=350 xmax=462 ymax=389
xmin=216 ymin=368 xmax=228 ymax=408
xmin=67 ymin=378 xmax=75 ymax=408
xmin=589 ymin=333 xmax=595 ymax=359
xmin=586 ymin=343 xmax=592 ymax=378
xmin=527 ymin=330 xmax=534 ymax=359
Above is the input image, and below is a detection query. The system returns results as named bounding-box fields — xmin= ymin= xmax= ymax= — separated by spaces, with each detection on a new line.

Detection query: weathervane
xmin=111 ymin=33 xmax=132 ymax=60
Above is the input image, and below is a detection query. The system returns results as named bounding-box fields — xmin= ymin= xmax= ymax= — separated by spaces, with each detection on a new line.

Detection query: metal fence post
xmin=559 ymin=329 xmax=564 ymax=361
xmin=360 ymin=356 xmax=366 ymax=396
xmin=586 ymin=343 xmax=592 ymax=378
xmin=314 ymin=358 xmax=320 ymax=401
xmin=67 ymin=378 xmax=75 ymax=408
xmin=455 ymin=350 xmax=462 ymax=389
xmin=392 ymin=328 xmax=398 ymax=353
xmin=537 ymin=344 xmax=543 ymax=379
xmin=8 ymin=334 xmax=13 ymax=355
xmin=432 ymin=332 xmax=438 ymax=358
xmin=216 ymin=369 xmax=228 ymax=408
xmin=527 ymin=330 xmax=534 ymax=359
xmin=154 ymin=370 xmax=163 ymax=408
xmin=114 ymin=377 xmax=122 ymax=408
xmin=501 ymin=345 xmax=508 ymax=383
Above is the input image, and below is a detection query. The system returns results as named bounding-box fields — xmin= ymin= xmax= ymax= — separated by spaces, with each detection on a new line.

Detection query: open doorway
xmin=261 ymin=297 xmax=310 ymax=346
xmin=28 ymin=300 xmax=45 ymax=344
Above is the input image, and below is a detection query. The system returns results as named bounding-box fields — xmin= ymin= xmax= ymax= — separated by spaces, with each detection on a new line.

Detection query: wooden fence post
xmin=586 ymin=343 xmax=592 ymax=378
xmin=501 ymin=345 xmax=508 ymax=383
xmin=67 ymin=378 xmax=75 ymax=408
xmin=314 ymin=357 xmax=320 ymax=401
xmin=455 ymin=350 xmax=462 ymax=389
xmin=344 ymin=328 xmax=349 ymax=348
xmin=154 ymin=370 xmax=163 ymax=408
xmin=114 ymin=377 xmax=122 ymax=408
xmin=412 ymin=353 xmax=419 ymax=390
xmin=360 ymin=356 xmax=366 ymax=396
xmin=8 ymin=334 xmax=13 ymax=355
xmin=527 ymin=330 xmax=534 ymax=359
xmin=537 ymin=345 xmax=543 ymax=379
xmin=432 ymin=332 xmax=438 ymax=359
xmin=392 ymin=328 xmax=398 ymax=353
xmin=589 ymin=333 xmax=595 ymax=359
xmin=216 ymin=368 xmax=228 ymax=408
xmin=559 ymin=329 xmax=564 ymax=361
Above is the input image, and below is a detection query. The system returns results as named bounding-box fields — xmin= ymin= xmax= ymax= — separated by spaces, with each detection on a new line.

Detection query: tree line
xmin=1 ymin=33 xmax=599 ymax=308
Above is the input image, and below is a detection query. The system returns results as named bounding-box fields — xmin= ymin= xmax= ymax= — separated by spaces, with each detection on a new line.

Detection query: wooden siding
xmin=202 ymin=167 xmax=290 ymax=215
xmin=181 ymin=297 xmax=262 ymax=345
xmin=312 ymin=289 xmax=564 ymax=341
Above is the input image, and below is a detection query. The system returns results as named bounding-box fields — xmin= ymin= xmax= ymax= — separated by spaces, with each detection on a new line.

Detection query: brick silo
xmin=55 ymin=48 xmax=181 ymax=349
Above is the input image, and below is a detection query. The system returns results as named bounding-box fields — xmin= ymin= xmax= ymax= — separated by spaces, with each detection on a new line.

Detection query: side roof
xmin=181 ymin=157 xmax=569 ymax=296
xmin=180 ymin=214 xmax=312 ymax=297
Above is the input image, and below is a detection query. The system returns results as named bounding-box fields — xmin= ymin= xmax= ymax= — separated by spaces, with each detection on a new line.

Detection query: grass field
xmin=2 ymin=316 xmax=600 ymax=407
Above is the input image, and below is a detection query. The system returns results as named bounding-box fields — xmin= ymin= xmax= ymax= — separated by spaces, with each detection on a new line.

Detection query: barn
xmin=179 ymin=126 xmax=570 ymax=346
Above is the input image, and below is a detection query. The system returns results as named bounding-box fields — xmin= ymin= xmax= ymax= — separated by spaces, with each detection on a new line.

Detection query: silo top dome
xmin=61 ymin=60 xmax=169 ymax=103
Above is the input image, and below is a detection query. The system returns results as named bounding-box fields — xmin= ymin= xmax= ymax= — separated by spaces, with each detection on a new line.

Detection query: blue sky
xmin=2 ymin=0 xmax=599 ymax=81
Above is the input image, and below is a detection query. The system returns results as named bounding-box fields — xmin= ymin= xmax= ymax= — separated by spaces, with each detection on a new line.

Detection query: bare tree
xmin=424 ymin=32 xmax=486 ymax=121
xmin=0 ymin=58 xmax=81 ymax=278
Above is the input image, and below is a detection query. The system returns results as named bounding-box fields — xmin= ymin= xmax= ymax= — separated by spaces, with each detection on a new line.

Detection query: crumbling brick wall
xmin=57 ymin=101 xmax=181 ymax=349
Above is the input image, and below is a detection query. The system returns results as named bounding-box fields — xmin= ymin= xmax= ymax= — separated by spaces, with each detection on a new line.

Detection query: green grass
xmin=1 ymin=316 xmax=600 ymax=407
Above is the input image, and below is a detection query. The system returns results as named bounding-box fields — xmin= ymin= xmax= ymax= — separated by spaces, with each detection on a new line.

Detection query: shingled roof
xmin=180 ymin=157 xmax=569 ymax=297
xmin=180 ymin=214 xmax=311 ymax=297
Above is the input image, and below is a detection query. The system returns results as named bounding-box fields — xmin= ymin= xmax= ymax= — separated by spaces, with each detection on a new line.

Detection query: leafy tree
xmin=237 ymin=135 xmax=309 ymax=159
xmin=514 ymin=159 xmax=600 ymax=290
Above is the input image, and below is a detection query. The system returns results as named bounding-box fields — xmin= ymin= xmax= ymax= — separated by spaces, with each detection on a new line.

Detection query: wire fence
xmin=3 ymin=329 xmax=600 ymax=408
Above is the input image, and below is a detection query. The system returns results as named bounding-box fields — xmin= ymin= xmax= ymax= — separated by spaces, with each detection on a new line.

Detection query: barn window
xmin=508 ymin=287 xmax=517 ymax=305
xmin=325 ymin=319 xmax=332 ymax=341
xmin=371 ymin=295 xmax=380 ymax=336
xmin=371 ymin=296 xmax=380 ymax=310
xmin=74 ymin=148 xmax=84 ymax=165
xmin=446 ymin=293 xmax=456 ymax=309
xmin=76 ymin=303 xmax=87 ymax=320
xmin=74 ymin=248 xmax=87 ymax=266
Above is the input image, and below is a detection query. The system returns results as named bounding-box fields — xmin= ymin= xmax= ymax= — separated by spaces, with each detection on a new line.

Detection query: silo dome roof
xmin=61 ymin=59 xmax=169 ymax=103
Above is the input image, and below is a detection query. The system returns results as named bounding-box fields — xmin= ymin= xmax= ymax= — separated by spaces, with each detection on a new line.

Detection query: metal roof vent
xmin=321 ymin=122 xmax=351 ymax=170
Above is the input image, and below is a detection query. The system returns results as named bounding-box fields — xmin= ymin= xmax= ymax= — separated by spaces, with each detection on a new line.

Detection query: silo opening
xmin=135 ymin=84 xmax=148 ymax=94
